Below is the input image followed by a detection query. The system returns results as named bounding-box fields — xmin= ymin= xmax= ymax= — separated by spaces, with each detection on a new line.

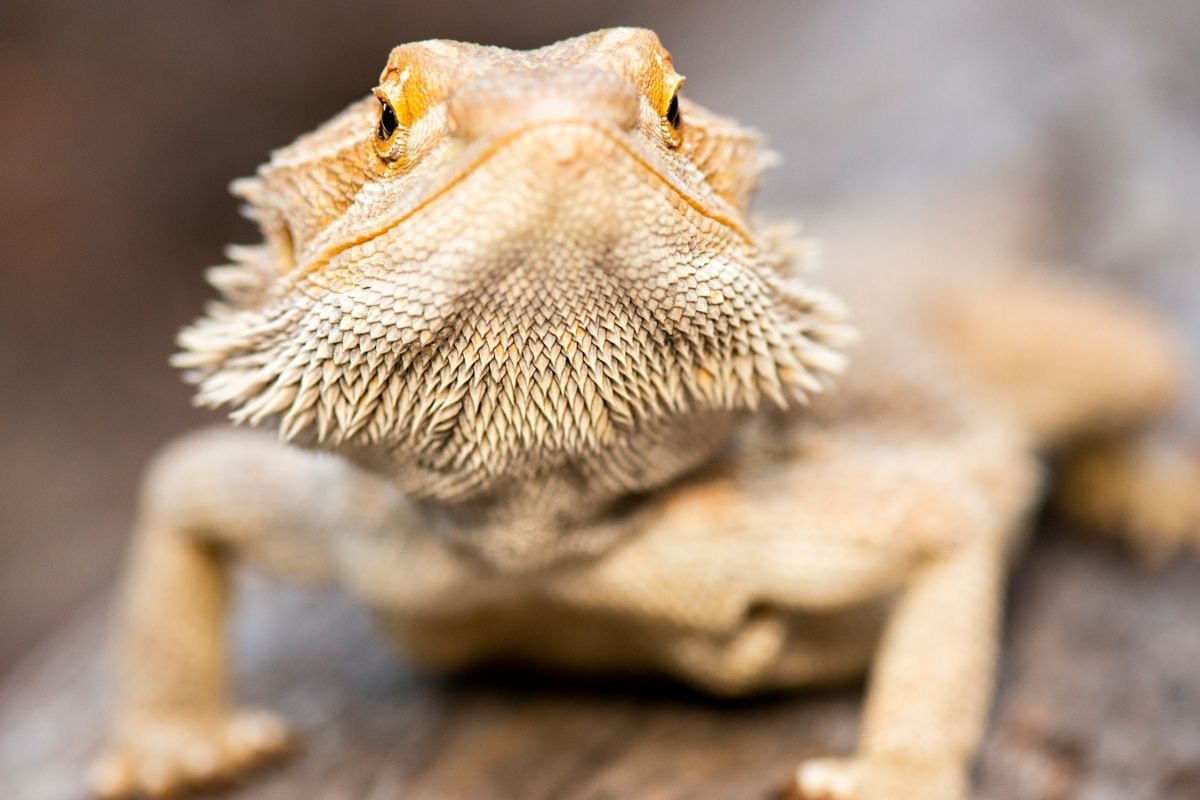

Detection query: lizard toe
xmin=89 ymin=709 xmax=294 ymax=799
xmin=791 ymin=757 xmax=862 ymax=800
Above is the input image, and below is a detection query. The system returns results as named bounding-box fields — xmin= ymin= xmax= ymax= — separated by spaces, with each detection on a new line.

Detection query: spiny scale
xmin=172 ymin=27 xmax=851 ymax=510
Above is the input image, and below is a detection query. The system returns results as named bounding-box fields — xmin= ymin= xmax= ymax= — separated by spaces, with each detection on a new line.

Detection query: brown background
xmin=1 ymin=2 xmax=1198 ymax=798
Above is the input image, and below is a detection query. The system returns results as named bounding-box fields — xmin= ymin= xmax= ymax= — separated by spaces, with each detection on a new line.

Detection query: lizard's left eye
xmin=662 ymin=89 xmax=683 ymax=148
xmin=666 ymin=93 xmax=681 ymax=131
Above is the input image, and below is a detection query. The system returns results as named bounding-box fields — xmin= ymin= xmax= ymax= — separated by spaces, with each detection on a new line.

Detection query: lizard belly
xmin=373 ymin=595 xmax=887 ymax=695
xmin=335 ymin=521 xmax=889 ymax=695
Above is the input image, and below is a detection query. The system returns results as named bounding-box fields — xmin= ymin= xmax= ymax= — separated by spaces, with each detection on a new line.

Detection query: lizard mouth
xmin=177 ymin=108 xmax=850 ymax=503
xmin=292 ymin=116 xmax=753 ymax=283
xmin=425 ymin=116 xmax=754 ymax=242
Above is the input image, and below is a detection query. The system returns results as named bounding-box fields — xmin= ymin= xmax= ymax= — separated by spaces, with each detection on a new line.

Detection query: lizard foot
xmin=89 ymin=708 xmax=292 ymax=799
xmin=791 ymin=758 xmax=861 ymax=800
xmin=790 ymin=756 xmax=965 ymax=800
xmin=1058 ymin=438 xmax=1200 ymax=567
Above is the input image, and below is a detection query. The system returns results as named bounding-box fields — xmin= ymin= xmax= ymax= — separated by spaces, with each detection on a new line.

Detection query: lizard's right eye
xmin=373 ymin=90 xmax=407 ymax=163
xmin=378 ymin=99 xmax=399 ymax=141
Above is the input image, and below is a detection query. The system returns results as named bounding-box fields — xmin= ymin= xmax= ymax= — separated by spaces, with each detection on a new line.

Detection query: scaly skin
xmin=91 ymin=28 xmax=1197 ymax=799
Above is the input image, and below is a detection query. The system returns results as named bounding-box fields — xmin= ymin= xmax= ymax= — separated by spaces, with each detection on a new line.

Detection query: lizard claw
xmin=790 ymin=755 xmax=966 ymax=800
xmin=791 ymin=757 xmax=862 ymax=799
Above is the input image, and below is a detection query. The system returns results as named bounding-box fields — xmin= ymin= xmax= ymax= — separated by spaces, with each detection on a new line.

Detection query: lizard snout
xmin=448 ymin=68 xmax=639 ymax=144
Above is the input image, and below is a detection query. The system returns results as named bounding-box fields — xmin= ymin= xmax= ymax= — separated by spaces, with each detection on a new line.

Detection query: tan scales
xmin=91 ymin=28 xmax=1200 ymax=800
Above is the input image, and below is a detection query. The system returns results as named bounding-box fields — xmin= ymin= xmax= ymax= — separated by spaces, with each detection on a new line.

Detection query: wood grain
xmin=2 ymin=529 xmax=1197 ymax=800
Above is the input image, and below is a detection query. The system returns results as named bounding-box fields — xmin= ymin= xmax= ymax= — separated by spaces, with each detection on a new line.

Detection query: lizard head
xmin=176 ymin=28 xmax=849 ymax=507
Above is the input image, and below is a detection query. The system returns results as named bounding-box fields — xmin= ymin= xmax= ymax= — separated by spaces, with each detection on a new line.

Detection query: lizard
xmin=88 ymin=27 xmax=1200 ymax=800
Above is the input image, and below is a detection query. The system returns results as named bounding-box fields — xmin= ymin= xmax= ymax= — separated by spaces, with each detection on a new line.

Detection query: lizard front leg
xmin=90 ymin=428 xmax=398 ymax=799
xmin=553 ymin=421 xmax=1029 ymax=800
xmin=90 ymin=503 xmax=290 ymax=798
xmin=736 ymin=424 xmax=1031 ymax=800
xmin=795 ymin=532 xmax=1006 ymax=800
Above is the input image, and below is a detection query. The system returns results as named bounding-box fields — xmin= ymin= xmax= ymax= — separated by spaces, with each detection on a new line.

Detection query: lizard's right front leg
xmin=89 ymin=428 xmax=389 ymax=799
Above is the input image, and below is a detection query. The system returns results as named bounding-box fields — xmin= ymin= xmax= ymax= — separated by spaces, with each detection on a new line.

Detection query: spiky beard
xmin=175 ymin=225 xmax=848 ymax=504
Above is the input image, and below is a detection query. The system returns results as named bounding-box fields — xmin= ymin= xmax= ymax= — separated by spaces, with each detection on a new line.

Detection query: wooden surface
xmin=2 ymin=528 xmax=1198 ymax=800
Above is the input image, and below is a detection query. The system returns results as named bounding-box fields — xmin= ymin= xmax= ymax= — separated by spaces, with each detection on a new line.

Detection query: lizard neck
xmin=339 ymin=407 xmax=746 ymax=572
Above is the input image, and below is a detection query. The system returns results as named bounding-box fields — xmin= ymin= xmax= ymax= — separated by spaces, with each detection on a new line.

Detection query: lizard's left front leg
xmin=795 ymin=530 xmax=1006 ymax=800
xmin=574 ymin=422 xmax=1027 ymax=800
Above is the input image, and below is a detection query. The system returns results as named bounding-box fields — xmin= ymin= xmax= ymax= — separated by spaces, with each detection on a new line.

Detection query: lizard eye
xmin=378 ymin=99 xmax=399 ymax=141
xmin=666 ymin=93 xmax=681 ymax=131
xmin=662 ymin=88 xmax=683 ymax=148
xmin=373 ymin=90 xmax=406 ymax=162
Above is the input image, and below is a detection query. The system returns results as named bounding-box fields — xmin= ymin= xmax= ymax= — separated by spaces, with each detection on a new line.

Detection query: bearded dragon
xmin=90 ymin=28 xmax=1199 ymax=800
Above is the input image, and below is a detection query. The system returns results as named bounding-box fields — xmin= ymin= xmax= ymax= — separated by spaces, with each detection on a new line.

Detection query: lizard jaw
xmin=177 ymin=98 xmax=848 ymax=506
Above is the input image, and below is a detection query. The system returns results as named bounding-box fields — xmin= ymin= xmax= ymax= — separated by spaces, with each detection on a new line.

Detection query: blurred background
xmin=1 ymin=0 xmax=1198 ymax=677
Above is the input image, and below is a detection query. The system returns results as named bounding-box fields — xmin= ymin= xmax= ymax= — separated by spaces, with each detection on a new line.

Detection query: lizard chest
xmin=331 ymin=510 xmax=891 ymax=693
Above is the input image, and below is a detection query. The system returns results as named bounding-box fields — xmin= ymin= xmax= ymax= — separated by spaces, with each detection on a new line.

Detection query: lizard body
xmin=91 ymin=28 xmax=1198 ymax=799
